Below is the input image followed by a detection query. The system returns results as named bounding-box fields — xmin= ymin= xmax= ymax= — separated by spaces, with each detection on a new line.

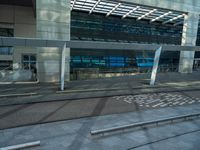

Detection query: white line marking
xmin=124 ymin=99 xmax=132 ymax=104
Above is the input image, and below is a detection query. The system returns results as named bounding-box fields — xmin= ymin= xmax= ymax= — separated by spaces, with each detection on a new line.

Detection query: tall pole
xmin=60 ymin=42 xmax=66 ymax=91
xmin=150 ymin=46 xmax=162 ymax=86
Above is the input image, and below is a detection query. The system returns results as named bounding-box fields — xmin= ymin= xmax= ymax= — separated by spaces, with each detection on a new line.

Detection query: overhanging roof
xmin=71 ymin=0 xmax=185 ymax=26
xmin=0 ymin=0 xmax=189 ymax=26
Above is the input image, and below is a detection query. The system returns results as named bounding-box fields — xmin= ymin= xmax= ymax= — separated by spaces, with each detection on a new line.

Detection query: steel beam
xmin=122 ymin=6 xmax=140 ymax=19
xmin=106 ymin=3 xmax=121 ymax=17
xmin=71 ymin=0 xmax=76 ymax=11
xmin=0 ymin=37 xmax=200 ymax=51
xmin=173 ymin=21 xmax=183 ymax=26
xmin=137 ymin=9 xmax=157 ymax=21
xmin=150 ymin=11 xmax=172 ymax=23
xmin=162 ymin=14 xmax=185 ymax=24
xmin=89 ymin=0 xmax=101 ymax=14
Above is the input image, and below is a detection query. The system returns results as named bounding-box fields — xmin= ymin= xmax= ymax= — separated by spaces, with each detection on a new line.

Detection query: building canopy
xmin=71 ymin=0 xmax=186 ymax=26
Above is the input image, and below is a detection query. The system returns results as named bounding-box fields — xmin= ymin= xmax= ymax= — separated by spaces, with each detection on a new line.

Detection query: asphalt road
xmin=1 ymin=72 xmax=200 ymax=129
xmin=1 ymin=89 xmax=200 ymax=130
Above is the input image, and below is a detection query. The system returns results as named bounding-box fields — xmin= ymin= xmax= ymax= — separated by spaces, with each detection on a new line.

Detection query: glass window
xmin=0 ymin=47 xmax=13 ymax=55
xmin=0 ymin=28 xmax=14 ymax=37
xmin=0 ymin=27 xmax=14 ymax=55
xmin=71 ymin=11 xmax=182 ymax=44
xmin=22 ymin=54 xmax=36 ymax=70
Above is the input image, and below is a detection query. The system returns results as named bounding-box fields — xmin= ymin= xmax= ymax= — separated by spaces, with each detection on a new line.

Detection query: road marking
xmin=173 ymin=101 xmax=180 ymax=105
xmin=188 ymin=101 xmax=195 ymax=104
xmin=152 ymin=103 xmax=162 ymax=108
xmin=179 ymin=102 xmax=185 ymax=105
xmin=114 ymin=93 xmax=200 ymax=107
xmin=124 ymin=99 xmax=132 ymax=104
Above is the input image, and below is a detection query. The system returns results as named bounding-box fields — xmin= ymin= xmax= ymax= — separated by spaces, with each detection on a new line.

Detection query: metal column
xmin=60 ymin=42 xmax=66 ymax=91
xmin=150 ymin=46 xmax=162 ymax=86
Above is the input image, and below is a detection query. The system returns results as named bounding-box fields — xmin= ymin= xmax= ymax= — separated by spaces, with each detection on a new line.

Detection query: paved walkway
xmin=1 ymin=87 xmax=200 ymax=129
xmin=0 ymin=72 xmax=200 ymax=129
xmin=0 ymin=104 xmax=200 ymax=150
xmin=0 ymin=72 xmax=200 ymax=106
xmin=0 ymin=72 xmax=200 ymax=149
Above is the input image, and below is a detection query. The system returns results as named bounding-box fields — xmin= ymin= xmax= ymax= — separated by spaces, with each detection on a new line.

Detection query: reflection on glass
xmin=0 ymin=47 xmax=13 ymax=55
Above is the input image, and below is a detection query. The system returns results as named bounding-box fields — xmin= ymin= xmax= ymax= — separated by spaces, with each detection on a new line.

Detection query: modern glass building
xmin=70 ymin=10 xmax=182 ymax=73
xmin=0 ymin=0 xmax=200 ymax=82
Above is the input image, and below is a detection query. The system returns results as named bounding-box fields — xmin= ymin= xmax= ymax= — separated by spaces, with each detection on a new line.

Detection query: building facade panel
xmin=36 ymin=0 xmax=70 ymax=82
xmin=0 ymin=5 xmax=36 ymax=74
xmin=12 ymin=6 xmax=36 ymax=73
xmin=179 ymin=13 xmax=199 ymax=73
xmin=0 ymin=5 xmax=15 ymax=23
xmin=0 ymin=0 xmax=200 ymax=82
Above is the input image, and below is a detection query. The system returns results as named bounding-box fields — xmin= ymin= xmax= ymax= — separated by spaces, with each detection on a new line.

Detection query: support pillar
xmin=36 ymin=0 xmax=71 ymax=82
xmin=179 ymin=13 xmax=199 ymax=73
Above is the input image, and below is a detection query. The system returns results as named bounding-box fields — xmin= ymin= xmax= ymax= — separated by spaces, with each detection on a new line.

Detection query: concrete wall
xmin=179 ymin=13 xmax=199 ymax=73
xmin=13 ymin=6 xmax=36 ymax=70
xmin=0 ymin=5 xmax=35 ymax=37
xmin=36 ymin=0 xmax=70 ymax=82
xmin=0 ymin=55 xmax=12 ymax=61
xmin=0 ymin=5 xmax=36 ymax=70
xmin=0 ymin=2 xmax=71 ymax=83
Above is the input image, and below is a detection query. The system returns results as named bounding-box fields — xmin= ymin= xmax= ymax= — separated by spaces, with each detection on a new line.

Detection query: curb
xmin=0 ymin=92 xmax=38 ymax=98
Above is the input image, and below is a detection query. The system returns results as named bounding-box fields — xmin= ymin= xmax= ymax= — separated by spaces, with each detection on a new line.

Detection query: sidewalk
xmin=0 ymin=103 xmax=200 ymax=150
xmin=0 ymin=72 xmax=200 ymax=106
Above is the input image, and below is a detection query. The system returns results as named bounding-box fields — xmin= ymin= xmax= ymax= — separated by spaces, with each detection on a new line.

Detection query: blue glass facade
xmin=70 ymin=11 xmax=182 ymax=71
xmin=0 ymin=28 xmax=14 ymax=55
xmin=0 ymin=47 xmax=13 ymax=55
xmin=0 ymin=27 xmax=14 ymax=69
xmin=71 ymin=56 xmax=136 ymax=69
xmin=71 ymin=11 xmax=182 ymax=44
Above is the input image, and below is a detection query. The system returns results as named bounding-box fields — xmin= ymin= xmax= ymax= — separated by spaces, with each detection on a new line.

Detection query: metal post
xmin=60 ymin=42 xmax=66 ymax=91
xmin=150 ymin=46 xmax=162 ymax=86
